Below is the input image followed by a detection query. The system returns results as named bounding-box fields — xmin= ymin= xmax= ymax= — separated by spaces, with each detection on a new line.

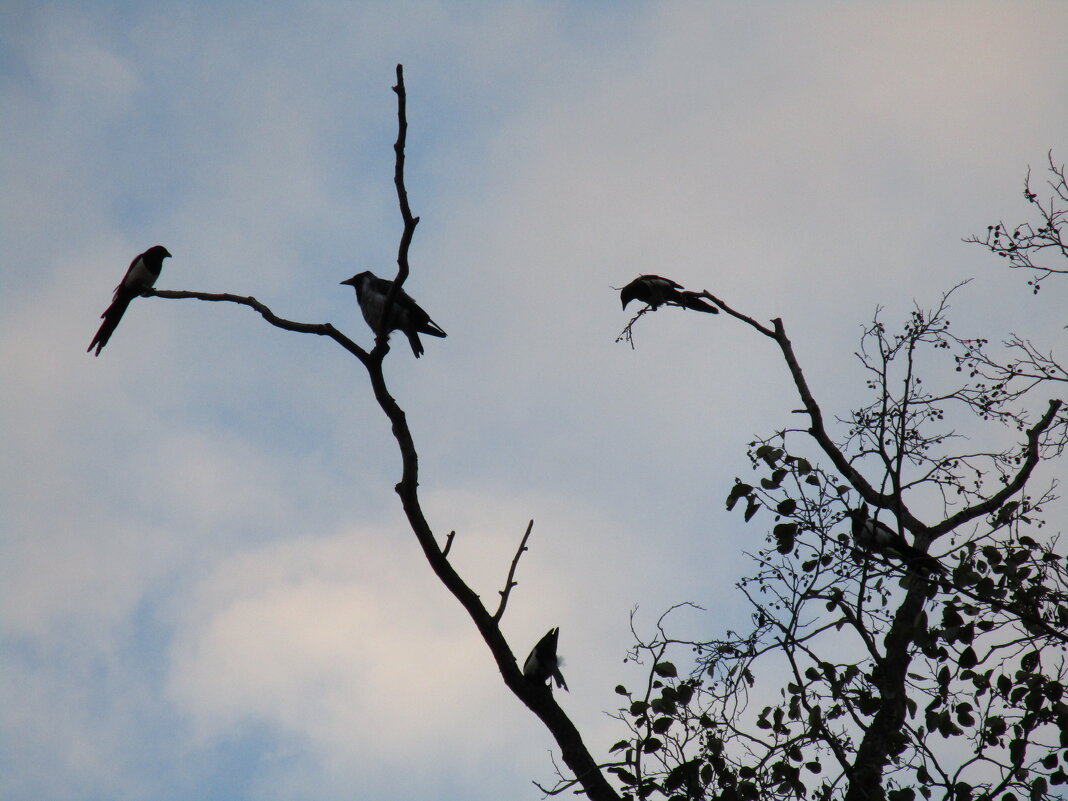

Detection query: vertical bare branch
xmin=374 ymin=63 xmax=421 ymax=353
xmin=494 ymin=519 xmax=535 ymax=622
xmin=364 ymin=67 xmax=621 ymax=801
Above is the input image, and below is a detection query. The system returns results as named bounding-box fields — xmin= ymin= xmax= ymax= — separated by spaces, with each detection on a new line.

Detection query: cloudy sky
xmin=2 ymin=2 xmax=1067 ymax=799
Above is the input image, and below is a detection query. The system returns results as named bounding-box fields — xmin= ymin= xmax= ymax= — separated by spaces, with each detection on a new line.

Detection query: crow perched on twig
xmin=847 ymin=504 xmax=945 ymax=576
xmin=523 ymin=627 xmax=568 ymax=691
xmin=619 ymin=274 xmax=718 ymax=313
xmin=340 ymin=271 xmax=447 ymax=357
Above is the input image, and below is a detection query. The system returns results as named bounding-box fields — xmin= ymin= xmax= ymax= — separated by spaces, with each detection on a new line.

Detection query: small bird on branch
xmin=847 ymin=504 xmax=945 ymax=576
xmin=88 ymin=245 xmax=172 ymax=356
xmin=340 ymin=271 xmax=447 ymax=358
xmin=619 ymin=274 xmax=719 ymax=313
xmin=524 ymin=627 xmax=568 ymax=691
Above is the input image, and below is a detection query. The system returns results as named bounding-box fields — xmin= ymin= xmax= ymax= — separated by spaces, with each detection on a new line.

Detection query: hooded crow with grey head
xmin=340 ymin=271 xmax=446 ymax=357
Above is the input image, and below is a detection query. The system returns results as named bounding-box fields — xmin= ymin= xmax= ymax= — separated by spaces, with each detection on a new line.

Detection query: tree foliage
xmin=964 ymin=153 xmax=1068 ymax=296
xmin=608 ymin=158 xmax=1068 ymax=801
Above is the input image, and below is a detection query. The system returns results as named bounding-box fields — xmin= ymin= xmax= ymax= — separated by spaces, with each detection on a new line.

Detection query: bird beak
xmin=339 ymin=277 xmax=356 ymax=286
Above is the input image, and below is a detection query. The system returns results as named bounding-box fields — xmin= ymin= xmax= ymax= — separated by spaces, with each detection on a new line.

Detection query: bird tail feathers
xmin=422 ymin=319 xmax=447 ymax=338
xmin=87 ymin=293 xmax=134 ymax=356
xmin=405 ymin=331 xmax=425 ymax=358
xmin=680 ymin=291 xmax=719 ymax=313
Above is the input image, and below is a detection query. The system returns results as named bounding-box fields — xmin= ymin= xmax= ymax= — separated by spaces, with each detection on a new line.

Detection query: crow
xmin=619 ymin=274 xmax=718 ymax=313
xmin=523 ymin=627 xmax=568 ymax=691
xmin=847 ymin=504 xmax=945 ymax=576
xmin=340 ymin=271 xmax=446 ymax=357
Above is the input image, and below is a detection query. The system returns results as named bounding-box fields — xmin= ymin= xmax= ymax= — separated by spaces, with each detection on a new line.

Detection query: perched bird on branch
xmin=619 ymin=274 xmax=719 ymax=313
xmin=847 ymin=504 xmax=945 ymax=576
xmin=88 ymin=245 xmax=172 ymax=356
xmin=339 ymin=271 xmax=447 ymax=358
xmin=524 ymin=627 xmax=568 ymax=691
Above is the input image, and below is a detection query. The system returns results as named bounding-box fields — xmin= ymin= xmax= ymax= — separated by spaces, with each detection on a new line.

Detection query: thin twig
xmin=615 ymin=305 xmax=653 ymax=348
xmin=494 ymin=519 xmax=534 ymax=622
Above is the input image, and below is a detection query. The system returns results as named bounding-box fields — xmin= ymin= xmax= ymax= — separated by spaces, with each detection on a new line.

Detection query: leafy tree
xmin=607 ymin=162 xmax=1068 ymax=800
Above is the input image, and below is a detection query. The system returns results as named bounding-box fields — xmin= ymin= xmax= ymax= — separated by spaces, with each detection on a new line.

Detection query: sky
xmin=2 ymin=2 xmax=1067 ymax=800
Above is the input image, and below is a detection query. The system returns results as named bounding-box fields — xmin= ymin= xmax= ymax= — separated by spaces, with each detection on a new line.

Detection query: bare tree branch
xmin=705 ymin=291 xmax=1065 ymax=544
xmin=143 ymin=65 xmax=621 ymax=801
xmin=362 ymin=65 xmax=621 ymax=801
xmin=144 ymin=288 xmax=370 ymax=364
xmin=928 ymin=397 xmax=1062 ymax=538
xmin=494 ymin=519 xmax=534 ymax=622
xmin=376 ymin=63 xmax=421 ymax=349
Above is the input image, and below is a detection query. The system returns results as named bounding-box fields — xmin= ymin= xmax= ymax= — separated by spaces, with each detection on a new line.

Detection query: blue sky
xmin=2 ymin=2 xmax=1067 ymax=800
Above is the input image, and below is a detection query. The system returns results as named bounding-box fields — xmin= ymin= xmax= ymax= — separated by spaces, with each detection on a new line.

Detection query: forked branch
xmin=142 ymin=65 xmax=620 ymax=801
xmin=703 ymin=291 xmax=1064 ymax=540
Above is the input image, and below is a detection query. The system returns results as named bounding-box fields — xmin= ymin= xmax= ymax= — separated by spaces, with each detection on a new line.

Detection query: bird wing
xmin=679 ymin=290 xmax=719 ymax=313
xmin=393 ymin=289 xmax=446 ymax=337
xmin=640 ymin=274 xmax=683 ymax=289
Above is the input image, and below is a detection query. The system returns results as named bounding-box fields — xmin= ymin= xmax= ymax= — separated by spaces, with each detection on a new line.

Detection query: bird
xmin=88 ymin=245 xmax=172 ymax=356
xmin=847 ymin=504 xmax=945 ymax=576
xmin=339 ymin=271 xmax=446 ymax=358
xmin=619 ymin=274 xmax=719 ymax=313
xmin=523 ymin=627 xmax=568 ymax=691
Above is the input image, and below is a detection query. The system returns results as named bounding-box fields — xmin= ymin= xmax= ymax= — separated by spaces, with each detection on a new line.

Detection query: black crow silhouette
xmin=340 ymin=271 xmax=446 ymax=357
xmin=523 ymin=627 xmax=568 ymax=691
xmin=847 ymin=504 xmax=945 ymax=576
xmin=619 ymin=274 xmax=718 ymax=313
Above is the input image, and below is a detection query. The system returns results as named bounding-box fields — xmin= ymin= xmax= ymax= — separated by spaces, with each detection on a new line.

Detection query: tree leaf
xmin=774 ymin=523 xmax=797 ymax=554
xmin=744 ymin=498 xmax=760 ymax=522
xmin=654 ymin=662 xmax=678 ymax=678
xmin=958 ymin=646 xmax=978 ymax=670
xmin=726 ymin=482 xmax=753 ymax=511
xmin=652 ymin=717 xmax=674 ymax=734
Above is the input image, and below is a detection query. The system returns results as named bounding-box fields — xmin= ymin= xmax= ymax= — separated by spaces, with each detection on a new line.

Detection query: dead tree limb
xmin=143 ymin=64 xmax=620 ymax=801
xmin=495 ymin=519 xmax=535 ymax=622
